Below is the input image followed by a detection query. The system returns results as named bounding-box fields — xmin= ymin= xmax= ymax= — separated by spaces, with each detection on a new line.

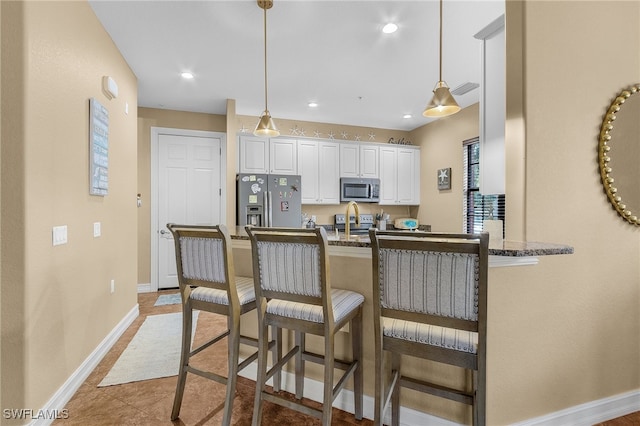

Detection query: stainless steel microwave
xmin=340 ymin=178 xmax=380 ymax=203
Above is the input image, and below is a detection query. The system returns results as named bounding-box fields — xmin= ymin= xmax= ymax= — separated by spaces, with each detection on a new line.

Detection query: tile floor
xmin=54 ymin=290 xmax=639 ymax=426
xmin=594 ymin=412 xmax=640 ymax=426
xmin=53 ymin=290 xmax=372 ymax=425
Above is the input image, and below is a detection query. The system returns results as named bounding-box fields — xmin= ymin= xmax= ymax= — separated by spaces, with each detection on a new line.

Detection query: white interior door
xmin=151 ymin=128 xmax=225 ymax=290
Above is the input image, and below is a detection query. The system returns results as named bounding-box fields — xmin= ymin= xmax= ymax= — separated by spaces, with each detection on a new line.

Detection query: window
xmin=463 ymin=137 xmax=505 ymax=233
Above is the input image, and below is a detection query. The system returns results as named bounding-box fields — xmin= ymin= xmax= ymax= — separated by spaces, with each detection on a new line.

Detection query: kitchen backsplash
xmin=300 ymin=203 xmax=415 ymax=226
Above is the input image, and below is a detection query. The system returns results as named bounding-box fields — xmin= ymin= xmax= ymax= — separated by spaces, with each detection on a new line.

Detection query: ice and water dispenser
xmin=245 ymin=205 xmax=263 ymax=227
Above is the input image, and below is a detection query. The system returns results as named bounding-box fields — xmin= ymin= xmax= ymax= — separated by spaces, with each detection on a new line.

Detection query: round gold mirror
xmin=599 ymin=84 xmax=640 ymax=226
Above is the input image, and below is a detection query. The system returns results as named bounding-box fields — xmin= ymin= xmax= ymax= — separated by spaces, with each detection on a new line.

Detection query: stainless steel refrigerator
xmin=237 ymin=173 xmax=302 ymax=228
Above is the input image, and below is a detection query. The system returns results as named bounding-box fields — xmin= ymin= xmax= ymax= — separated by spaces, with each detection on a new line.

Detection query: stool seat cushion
xmin=267 ymin=289 xmax=364 ymax=324
xmin=190 ymin=276 xmax=256 ymax=306
xmin=382 ymin=317 xmax=478 ymax=354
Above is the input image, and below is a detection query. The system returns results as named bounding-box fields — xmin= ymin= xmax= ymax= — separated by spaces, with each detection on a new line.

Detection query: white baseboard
xmin=240 ymin=360 xmax=639 ymax=426
xmin=511 ymin=389 xmax=640 ymax=426
xmin=238 ymin=360 xmax=459 ymax=426
xmin=30 ymin=304 xmax=139 ymax=426
xmin=137 ymin=283 xmax=152 ymax=293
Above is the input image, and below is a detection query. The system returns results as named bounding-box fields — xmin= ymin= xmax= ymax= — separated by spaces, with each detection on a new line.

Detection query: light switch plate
xmin=53 ymin=225 xmax=68 ymax=246
xmin=93 ymin=222 xmax=101 ymax=237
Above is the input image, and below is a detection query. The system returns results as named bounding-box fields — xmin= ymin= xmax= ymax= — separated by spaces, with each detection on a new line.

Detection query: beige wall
xmin=1 ymin=0 xmax=138 ymax=419
xmin=484 ymin=1 xmax=640 ymax=423
xmin=409 ymin=103 xmax=479 ymax=232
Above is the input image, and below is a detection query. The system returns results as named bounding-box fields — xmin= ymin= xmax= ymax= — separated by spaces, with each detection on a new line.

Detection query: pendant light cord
xmin=263 ymin=5 xmax=268 ymax=112
xmin=438 ymin=0 xmax=443 ymax=83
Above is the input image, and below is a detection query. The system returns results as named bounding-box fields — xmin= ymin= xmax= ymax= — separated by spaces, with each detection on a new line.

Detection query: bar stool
xmin=246 ymin=226 xmax=364 ymax=426
xmin=369 ymin=229 xmax=489 ymax=426
xmin=167 ymin=224 xmax=280 ymax=425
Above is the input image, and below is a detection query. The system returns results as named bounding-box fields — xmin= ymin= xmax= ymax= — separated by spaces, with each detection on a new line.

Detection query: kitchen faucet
xmin=345 ymin=201 xmax=360 ymax=240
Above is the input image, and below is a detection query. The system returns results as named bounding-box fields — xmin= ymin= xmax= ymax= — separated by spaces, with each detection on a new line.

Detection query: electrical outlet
xmin=93 ymin=222 xmax=101 ymax=237
xmin=110 ymin=279 xmax=115 ymax=293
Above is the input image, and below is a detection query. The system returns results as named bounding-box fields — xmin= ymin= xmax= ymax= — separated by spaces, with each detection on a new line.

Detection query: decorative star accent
xmin=354 ymin=134 xmax=361 ymax=141
xmin=313 ymin=130 xmax=322 ymax=138
xmin=327 ymin=131 xmax=335 ymax=140
xmin=340 ymin=131 xmax=348 ymax=139
xmin=289 ymin=125 xmax=299 ymax=136
xmin=439 ymin=168 xmax=449 ymax=183
xmin=240 ymin=124 xmax=249 ymax=133
xmin=368 ymin=132 xmax=376 ymax=141
xmin=299 ymin=128 xmax=306 ymax=137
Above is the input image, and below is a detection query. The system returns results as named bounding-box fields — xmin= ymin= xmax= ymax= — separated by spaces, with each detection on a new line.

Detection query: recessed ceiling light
xmin=308 ymin=102 xmax=318 ymax=108
xmin=181 ymin=72 xmax=194 ymax=79
xmin=382 ymin=23 xmax=398 ymax=34
xmin=403 ymin=114 xmax=412 ymax=119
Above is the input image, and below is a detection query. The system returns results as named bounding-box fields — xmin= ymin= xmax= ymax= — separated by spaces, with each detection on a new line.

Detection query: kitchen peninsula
xmin=229 ymin=230 xmax=573 ymax=424
xmin=231 ymin=231 xmax=573 ymax=266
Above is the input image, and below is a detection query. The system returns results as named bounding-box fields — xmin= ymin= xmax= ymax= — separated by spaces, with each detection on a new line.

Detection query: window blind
xmin=462 ymin=138 xmax=505 ymax=234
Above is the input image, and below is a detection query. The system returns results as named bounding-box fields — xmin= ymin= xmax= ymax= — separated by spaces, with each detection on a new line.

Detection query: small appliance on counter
xmin=394 ymin=218 xmax=419 ymax=230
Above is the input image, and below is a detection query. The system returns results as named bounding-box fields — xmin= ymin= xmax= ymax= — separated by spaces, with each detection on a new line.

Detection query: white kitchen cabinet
xmin=269 ymin=138 xmax=298 ymax=175
xmin=298 ymin=140 xmax=340 ymax=204
xmin=238 ymin=135 xmax=269 ymax=174
xmin=396 ymin=147 xmax=420 ymax=204
xmin=238 ymin=136 xmax=298 ymax=175
xmin=339 ymin=142 xmax=379 ymax=178
xmin=379 ymin=145 xmax=420 ymax=205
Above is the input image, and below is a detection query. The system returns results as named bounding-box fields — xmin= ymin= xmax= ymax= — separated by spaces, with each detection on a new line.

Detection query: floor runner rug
xmin=98 ymin=311 xmax=198 ymax=387
xmin=154 ymin=293 xmax=181 ymax=306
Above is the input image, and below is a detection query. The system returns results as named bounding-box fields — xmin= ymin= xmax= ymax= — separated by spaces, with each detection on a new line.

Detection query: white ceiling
xmin=89 ymin=0 xmax=504 ymax=131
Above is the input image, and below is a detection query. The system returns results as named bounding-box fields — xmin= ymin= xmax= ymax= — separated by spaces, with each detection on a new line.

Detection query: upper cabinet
xmin=298 ymin=140 xmax=340 ymax=204
xmin=238 ymin=135 xmax=297 ymax=175
xmin=339 ymin=142 xmax=379 ymax=178
xmin=239 ymin=136 xmax=421 ymax=206
xmin=269 ymin=138 xmax=298 ymax=175
xmin=379 ymin=145 xmax=420 ymax=205
xmin=475 ymin=15 xmax=505 ymax=195
xmin=238 ymin=135 xmax=269 ymax=174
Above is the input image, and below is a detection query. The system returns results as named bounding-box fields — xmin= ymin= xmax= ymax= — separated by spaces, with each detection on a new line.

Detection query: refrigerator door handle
xmin=264 ymin=191 xmax=268 ymax=227
xmin=266 ymin=191 xmax=273 ymax=227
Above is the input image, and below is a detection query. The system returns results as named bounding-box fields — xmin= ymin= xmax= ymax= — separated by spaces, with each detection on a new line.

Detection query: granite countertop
xmin=231 ymin=231 xmax=574 ymax=257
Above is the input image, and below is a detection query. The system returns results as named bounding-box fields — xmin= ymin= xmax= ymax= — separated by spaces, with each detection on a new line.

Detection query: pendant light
xmin=423 ymin=0 xmax=460 ymax=118
xmin=254 ymin=0 xmax=279 ymax=137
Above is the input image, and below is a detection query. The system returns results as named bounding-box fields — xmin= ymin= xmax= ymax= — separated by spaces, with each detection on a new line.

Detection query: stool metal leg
xmin=321 ymin=335 xmax=335 ymax=426
xmin=391 ymin=352 xmax=401 ymax=426
xmin=271 ymin=325 xmax=282 ymax=392
xmin=295 ymin=331 xmax=305 ymax=400
xmin=223 ymin=314 xmax=240 ymax=426
xmin=351 ymin=311 xmax=363 ymax=420
xmin=251 ymin=317 xmax=269 ymax=426
xmin=171 ymin=299 xmax=192 ymax=421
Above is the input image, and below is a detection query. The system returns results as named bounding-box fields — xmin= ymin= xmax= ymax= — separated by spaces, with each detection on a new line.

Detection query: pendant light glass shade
xmin=423 ymin=0 xmax=460 ymax=118
xmin=254 ymin=0 xmax=279 ymax=137
xmin=254 ymin=109 xmax=279 ymax=137
xmin=423 ymin=81 xmax=461 ymax=117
